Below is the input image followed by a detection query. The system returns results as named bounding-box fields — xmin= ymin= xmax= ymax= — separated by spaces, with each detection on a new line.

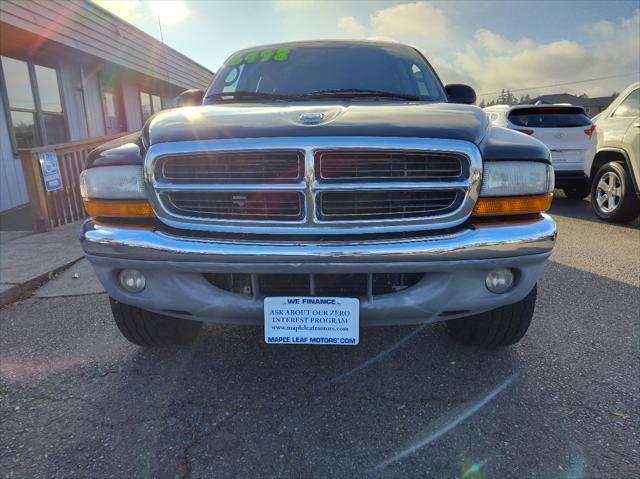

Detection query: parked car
xmin=80 ymin=41 xmax=556 ymax=349
xmin=585 ymin=82 xmax=640 ymax=223
xmin=485 ymin=104 xmax=596 ymax=199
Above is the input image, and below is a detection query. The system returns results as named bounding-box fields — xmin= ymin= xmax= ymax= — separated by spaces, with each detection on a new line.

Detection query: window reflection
xmin=140 ymin=91 xmax=163 ymax=122
xmin=140 ymin=92 xmax=152 ymax=122
xmin=0 ymin=56 xmax=68 ymax=149
xmin=1 ymin=57 xmax=35 ymax=110
xmin=43 ymin=113 xmax=66 ymax=145
xmin=10 ymin=111 xmax=38 ymax=148
xmin=613 ymin=89 xmax=640 ymax=118
xmin=152 ymin=94 xmax=162 ymax=114
xmin=35 ymin=65 xmax=63 ymax=113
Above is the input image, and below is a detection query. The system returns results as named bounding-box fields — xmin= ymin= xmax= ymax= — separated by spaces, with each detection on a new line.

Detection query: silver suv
xmin=586 ymin=82 xmax=640 ymax=223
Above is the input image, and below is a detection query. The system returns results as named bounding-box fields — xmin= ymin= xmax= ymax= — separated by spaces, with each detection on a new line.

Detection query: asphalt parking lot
xmin=1 ymin=194 xmax=638 ymax=479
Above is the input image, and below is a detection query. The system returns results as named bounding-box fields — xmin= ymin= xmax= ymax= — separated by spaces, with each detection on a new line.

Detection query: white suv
xmin=485 ymin=104 xmax=596 ymax=199
xmin=585 ymin=83 xmax=640 ymax=223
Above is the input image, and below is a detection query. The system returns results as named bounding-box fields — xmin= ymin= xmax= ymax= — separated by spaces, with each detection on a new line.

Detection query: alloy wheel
xmin=595 ymin=171 xmax=622 ymax=213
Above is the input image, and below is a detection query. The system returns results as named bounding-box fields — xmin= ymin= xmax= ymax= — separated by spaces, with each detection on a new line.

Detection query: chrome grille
xmin=317 ymin=190 xmax=462 ymax=220
xmin=165 ymin=191 xmax=303 ymax=221
xmin=160 ymin=151 xmax=303 ymax=183
xmin=317 ymin=150 xmax=465 ymax=181
xmin=146 ymin=137 xmax=482 ymax=235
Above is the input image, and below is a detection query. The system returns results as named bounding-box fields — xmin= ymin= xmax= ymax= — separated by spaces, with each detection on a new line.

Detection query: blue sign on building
xmin=38 ymin=151 xmax=64 ymax=192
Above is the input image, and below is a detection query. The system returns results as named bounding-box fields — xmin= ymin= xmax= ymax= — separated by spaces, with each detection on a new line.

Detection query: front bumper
xmin=82 ymin=215 xmax=556 ymax=325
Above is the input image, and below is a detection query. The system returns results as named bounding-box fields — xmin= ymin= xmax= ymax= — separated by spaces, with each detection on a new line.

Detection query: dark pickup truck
xmin=80 ymin=41 xmax=556 ymax=349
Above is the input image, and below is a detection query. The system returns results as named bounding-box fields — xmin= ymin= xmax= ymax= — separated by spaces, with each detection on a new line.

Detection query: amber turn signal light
xmin=83 ymin=199 xmax=155 ymax=218
xmin=472 ymin=193 xmax=553 ymax=217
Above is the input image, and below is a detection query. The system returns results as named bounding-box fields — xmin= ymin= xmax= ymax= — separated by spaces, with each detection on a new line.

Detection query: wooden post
xmin=19 ymin=150 xmax=52 ymax=232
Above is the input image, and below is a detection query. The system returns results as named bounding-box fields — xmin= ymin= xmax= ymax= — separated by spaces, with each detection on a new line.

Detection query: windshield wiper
xmin=206 ymin=89 xmax=425 ymax=102
xmin=301 ymin=88 xmax=422 ymax=101
xmin=205 ymin=91 xmax=301 ymax=102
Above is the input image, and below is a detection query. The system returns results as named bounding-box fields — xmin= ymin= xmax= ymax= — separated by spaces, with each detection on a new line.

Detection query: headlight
xmin=80 ymin=165 xmax=146 ymax=199
xmin=480 ymin=161 xmax=554 ymax=197
xmin=80 ymin=165 xmax=154 ymax=218
xmin=473 ymin=161 xmax=554 ymax=217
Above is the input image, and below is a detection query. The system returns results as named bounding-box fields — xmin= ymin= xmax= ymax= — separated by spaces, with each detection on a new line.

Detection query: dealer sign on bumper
xmin=264 ymin=297 xmax=359 ymax=345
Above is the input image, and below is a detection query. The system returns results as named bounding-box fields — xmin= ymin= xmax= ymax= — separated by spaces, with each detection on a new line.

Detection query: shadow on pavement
xmin=1 ymin=262 xmax=638 ymax=478
xmin=550 ymin=191 xmax=640 ymax=230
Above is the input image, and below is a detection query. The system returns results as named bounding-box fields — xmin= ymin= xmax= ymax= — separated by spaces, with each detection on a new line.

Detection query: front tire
xmin=446 ymin=285 xmax=537 ymax=347
xmin=110 ymin=298 xmax=202 ymax=347
xmin=590 ymin=162 xmax=640 ymax=223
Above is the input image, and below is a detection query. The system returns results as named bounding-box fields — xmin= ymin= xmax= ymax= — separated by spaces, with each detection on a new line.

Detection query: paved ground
xmin=34 ymin=258 xmax=104 ymax=299
xmin=0 ymin=222 xmax=84 ymax=305
xmin=0 ymin=196 xmax=638 ymax=479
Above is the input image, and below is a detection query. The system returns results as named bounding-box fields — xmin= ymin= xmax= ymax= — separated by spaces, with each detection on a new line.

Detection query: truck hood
xmin=144 ymin=102 xmax=490 ymax=146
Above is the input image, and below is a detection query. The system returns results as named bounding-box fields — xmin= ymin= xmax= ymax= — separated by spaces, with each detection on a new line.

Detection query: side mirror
xmin=445 ymin=84 xmax=476 ymax=105
xmin=176 ymin=88 xmax=204 ymax=107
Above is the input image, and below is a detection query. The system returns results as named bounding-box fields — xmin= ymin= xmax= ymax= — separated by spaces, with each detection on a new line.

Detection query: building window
xmin=35 ymin=65 xmax=66 ymax=144
xmin=0 ymin=56 xmax=67 ymax=150
xmin=140 ymin=91 xmax=163 ymax=122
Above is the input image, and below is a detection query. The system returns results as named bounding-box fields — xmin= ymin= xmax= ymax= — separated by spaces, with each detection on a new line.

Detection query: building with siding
xmin=0 ymin=0 xmax=213 ymax=228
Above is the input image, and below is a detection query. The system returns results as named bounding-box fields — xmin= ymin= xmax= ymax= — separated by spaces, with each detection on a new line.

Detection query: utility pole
xmin=157 ymin=16 xmax=165 ymax=43
xmin=157 ymin=16 xmax=171 ymax=95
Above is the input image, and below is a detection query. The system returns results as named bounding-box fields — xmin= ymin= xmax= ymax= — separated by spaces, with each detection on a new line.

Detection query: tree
xmin=495 ymin=89 xmax=518 ymax=105
xmin=479 ymin=99 xmax=486 ymax=108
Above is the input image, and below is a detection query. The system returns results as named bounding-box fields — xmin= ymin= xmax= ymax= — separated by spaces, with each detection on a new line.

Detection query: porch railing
xmin=19 ymin=133 xmax=128 ymax=232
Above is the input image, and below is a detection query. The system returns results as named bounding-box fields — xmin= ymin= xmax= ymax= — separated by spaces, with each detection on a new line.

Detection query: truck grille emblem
xmin=299 ymin=112 xmax=324 ymax=125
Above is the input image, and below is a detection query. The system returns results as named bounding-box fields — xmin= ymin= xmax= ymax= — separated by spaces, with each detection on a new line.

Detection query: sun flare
xmin=150 ymin=0 xmax=189 ymax=24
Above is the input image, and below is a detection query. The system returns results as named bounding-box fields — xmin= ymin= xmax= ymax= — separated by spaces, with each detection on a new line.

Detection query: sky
xmin=93 ymin=0 xmax=640 ymax=101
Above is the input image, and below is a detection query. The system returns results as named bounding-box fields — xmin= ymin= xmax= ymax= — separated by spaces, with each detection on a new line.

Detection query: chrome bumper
xmin=81 ymin=216 xmax=555 ymax=325
xmin=81 ymin=214 xmax=555 ymax=267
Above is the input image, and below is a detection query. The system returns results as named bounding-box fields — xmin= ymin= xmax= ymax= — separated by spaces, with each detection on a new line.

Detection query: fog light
xmin=119 ymin=269 xmax=146 ymax=293
xmin=485 ymin=268 xmax=515 ymax=293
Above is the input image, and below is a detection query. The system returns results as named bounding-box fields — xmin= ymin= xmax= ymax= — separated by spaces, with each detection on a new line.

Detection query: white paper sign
xmin=264 ymin=297 xmax=360 ymax=346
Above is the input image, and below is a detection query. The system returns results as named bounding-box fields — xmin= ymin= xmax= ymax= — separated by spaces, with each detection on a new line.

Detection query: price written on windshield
xmin=228 ymin=48 xmax=290 ymax=65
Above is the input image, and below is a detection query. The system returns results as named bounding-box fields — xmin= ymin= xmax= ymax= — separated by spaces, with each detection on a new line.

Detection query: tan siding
xmin=52 ymin=0 xmax=210 ymax=87
xmin=1 ymin=0 xmax=213 ymax=90
xmin=0 ymin=0 xmax=215 ymax=214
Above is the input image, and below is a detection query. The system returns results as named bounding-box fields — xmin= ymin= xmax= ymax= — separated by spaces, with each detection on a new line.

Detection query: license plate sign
xmin=264 ymin=297 xmax=359 ymax=346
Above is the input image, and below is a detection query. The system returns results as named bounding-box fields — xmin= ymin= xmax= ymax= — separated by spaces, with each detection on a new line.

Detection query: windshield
xmin=205 ymin=43 xmax=446 ymax=103
xmin=508 ymin=106 xmax=591 ymax=128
